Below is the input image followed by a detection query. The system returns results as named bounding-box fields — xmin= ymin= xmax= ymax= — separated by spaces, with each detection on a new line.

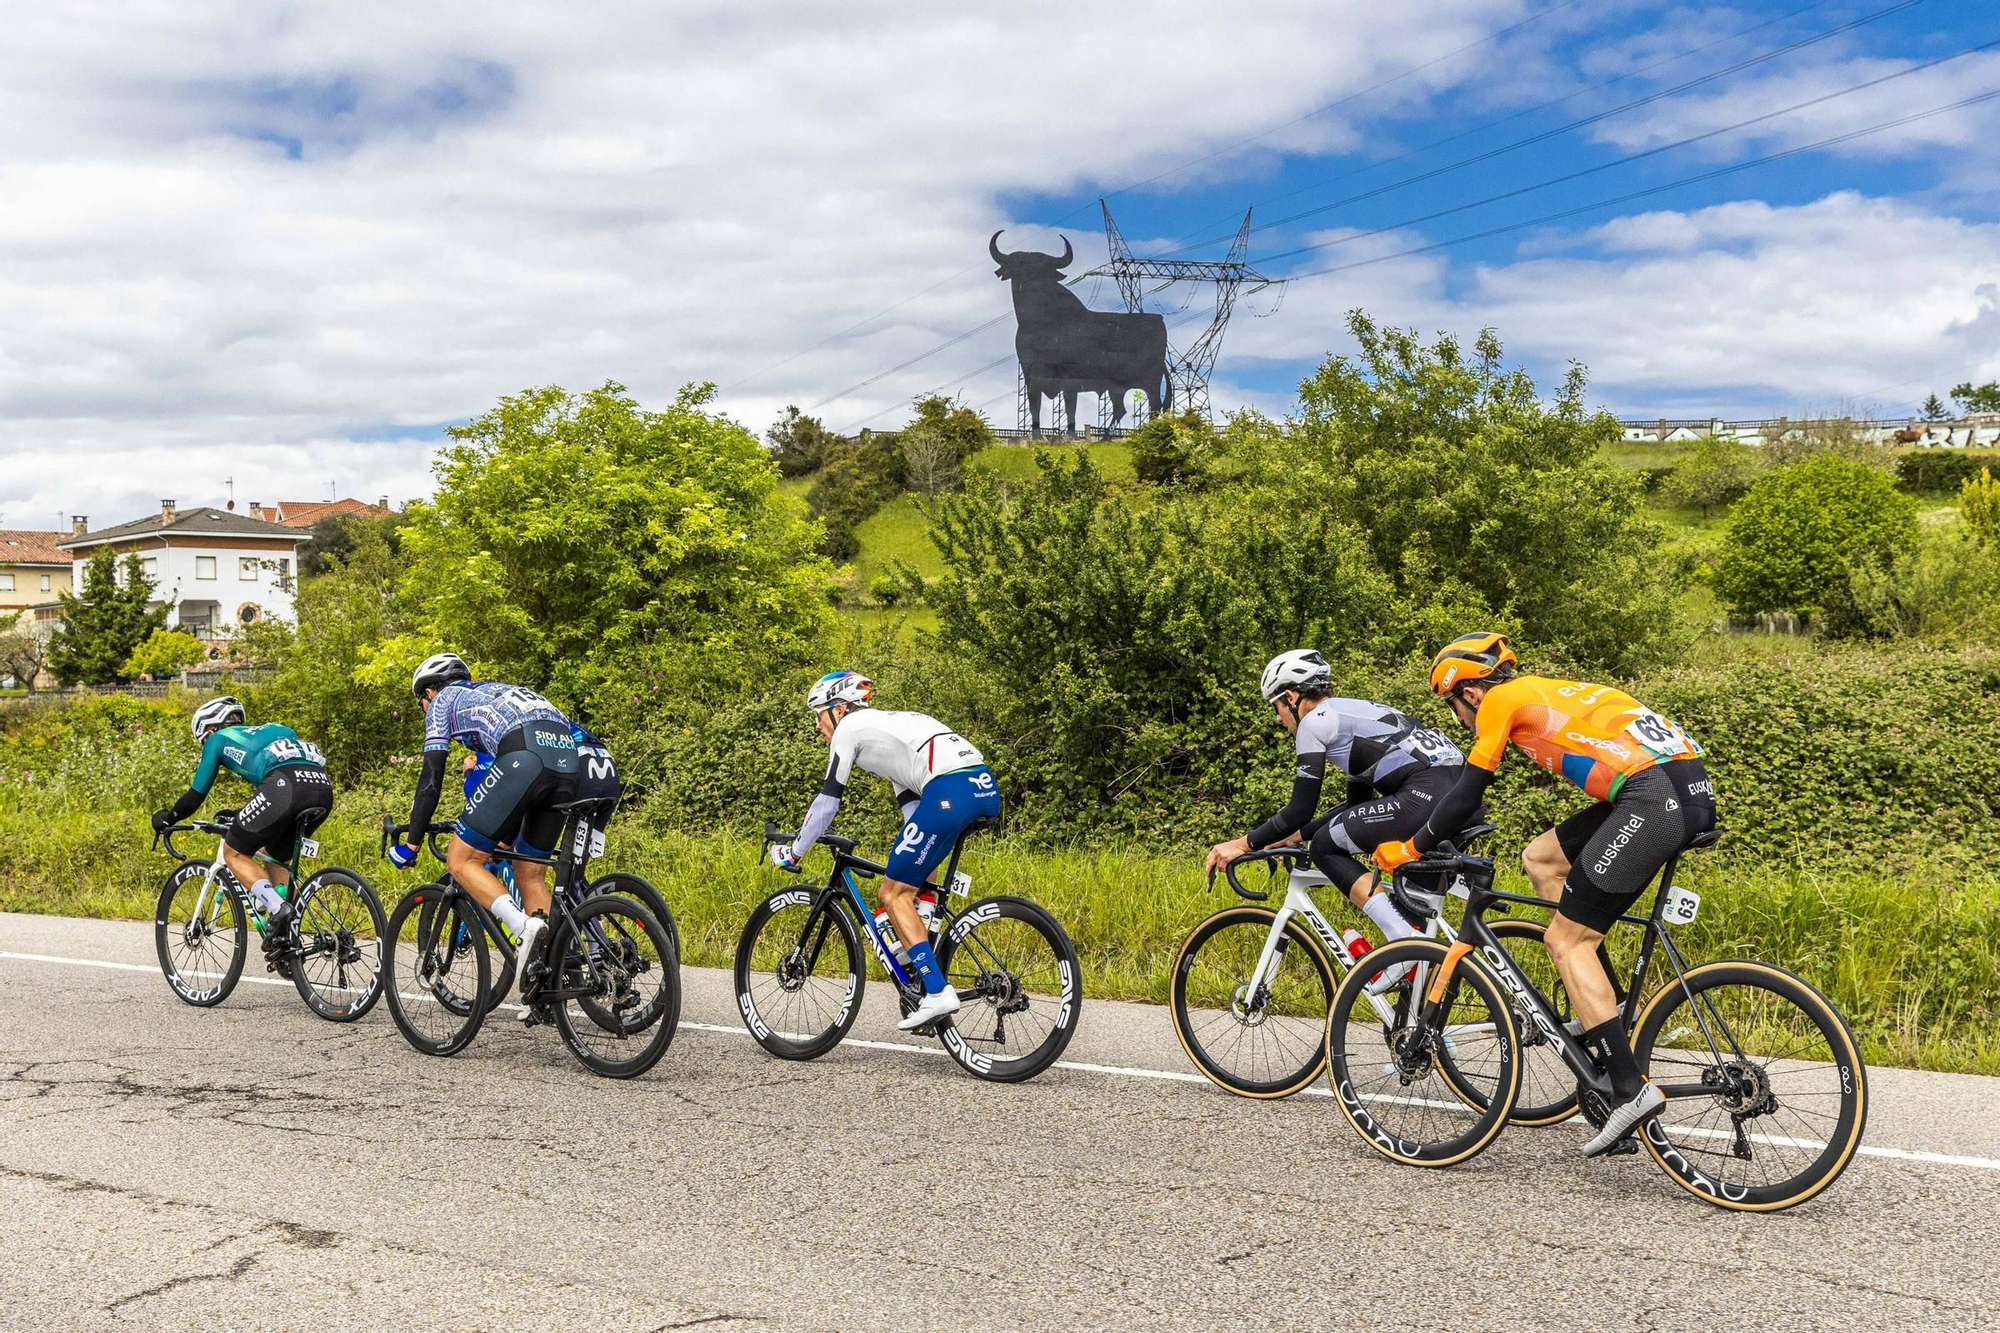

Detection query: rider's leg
xmin=221 ymin=844 xmax=285 ymax=913
xmin=878 ymin=876 xmax=942 ymax=990
xmin=447 ymin=836 xmax=519 ymax=916
xmin=1522 ymin=829 xmax=1571 ymax=904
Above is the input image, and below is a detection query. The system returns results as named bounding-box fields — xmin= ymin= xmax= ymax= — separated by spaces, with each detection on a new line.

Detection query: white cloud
xmin=0 ymin=0 xmax=1539 ymax=522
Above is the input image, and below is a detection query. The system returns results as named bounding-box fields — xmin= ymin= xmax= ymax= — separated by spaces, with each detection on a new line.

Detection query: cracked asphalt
xmin=3 ymin=911 xmax=1996 ymax=1332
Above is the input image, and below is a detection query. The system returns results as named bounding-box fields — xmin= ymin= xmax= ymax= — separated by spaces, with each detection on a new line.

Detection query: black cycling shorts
xmin=1308 ymin=765 xmax=1460 ymax=892
xmin=457 ymin=722 xmax=580 ymax=858
xmin=226 ymin=766 xmax=334 ymax=862
xmin=1555 ymin=758 xmax=1715 ymax=933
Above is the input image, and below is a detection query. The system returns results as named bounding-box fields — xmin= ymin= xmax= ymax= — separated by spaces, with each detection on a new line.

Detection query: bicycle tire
xmin=1323 ymin=937 xmax=1522 ymax=1167
xmin=1169 ymin=906 xmax=1337 ymax=1099
xmin=384 ymin=884 xmax=490 ymax=1057
xmin=588 ymin=871 xmax=682 ymax=962
xmin=1632 ymin=959 xmax=1868 ymax=1212
xmin=288 ymin=867 xmax=387 ymax=1022
xmin=933 ymin=895 xmax=1081 ymax=1083
xmin=154 ymin=861 xmax=247 ymax=1007
xmin=1433 ymin=918 xmax=1585 ymax=1126
xmin=579 ymin=872 xmax=682 ymax=1035
xmin=417 ymin=873 xmax=513 ymax=1018
xmin=547 ymin=895 xmax=681 ymax=1078
xmin=734 ymin=887 xmax=865 ymax=1061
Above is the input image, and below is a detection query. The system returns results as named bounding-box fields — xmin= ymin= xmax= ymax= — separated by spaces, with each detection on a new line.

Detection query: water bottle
xmin=1340 ymin=928 xmax=1373 ymax=964
xmin=915 ymin=888 xmax=942 ymax=932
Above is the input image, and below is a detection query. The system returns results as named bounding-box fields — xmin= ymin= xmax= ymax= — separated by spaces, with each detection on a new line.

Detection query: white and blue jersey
xmin=422 ymin=681 xmax=570 ymax=757
xmin=788 ymin=708 xmax=999 ymax=881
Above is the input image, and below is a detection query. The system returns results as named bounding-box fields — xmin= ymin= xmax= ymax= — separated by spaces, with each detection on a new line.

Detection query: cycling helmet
xmin=1429 ymin=632 xmax=1518 ymax=696
xmin=191 ymin=695 xmax=245 ymax=740
xmin=411 ymin=651 xmax=471 ymax=699
xmin=1260 ymin=649 xmax=1331 ymax=701
xmin=807 ymin=670 xmax=873 ymax=714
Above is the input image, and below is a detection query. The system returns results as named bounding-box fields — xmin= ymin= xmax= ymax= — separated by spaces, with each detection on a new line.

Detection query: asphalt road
xmin=2 ymin=911 xmax=1995 ymax=1332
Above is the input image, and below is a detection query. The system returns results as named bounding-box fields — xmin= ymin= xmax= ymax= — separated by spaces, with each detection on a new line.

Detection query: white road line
xmin=6 ymin=947 xmax=1999 ymax=1175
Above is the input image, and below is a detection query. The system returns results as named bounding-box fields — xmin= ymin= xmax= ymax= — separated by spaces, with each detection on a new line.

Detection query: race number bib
xmin=1404 ymin=727 xmax=1457 ymax=765
xmin=1625 ymin=710 xmax=1697 ymax=762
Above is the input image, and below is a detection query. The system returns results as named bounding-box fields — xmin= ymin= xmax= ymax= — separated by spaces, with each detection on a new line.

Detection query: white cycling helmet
xmin=1260 ymin=649 xmax=1331 ymax=700
xmin=411 ymin=651 xmax=471 ymax=698
xmin=191 ymin=695 xmax=245 ymax=740
xmin=807 ymin=670 xmax=873 ymax=714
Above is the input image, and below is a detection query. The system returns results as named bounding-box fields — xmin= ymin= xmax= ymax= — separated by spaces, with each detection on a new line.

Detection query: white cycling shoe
xmin=1583 ymin=1083 xmax=1664 ymax=1157
xmin=898 ymin=987 xmax=962 ymax=1031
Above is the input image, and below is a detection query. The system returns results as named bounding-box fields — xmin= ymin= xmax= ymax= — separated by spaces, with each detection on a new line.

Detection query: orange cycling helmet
xmin=1429 ymin=632 xmax=1517 ymax=696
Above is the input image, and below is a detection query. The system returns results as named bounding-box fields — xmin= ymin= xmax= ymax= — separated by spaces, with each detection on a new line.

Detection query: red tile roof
xmin=272 ymin=498 xmax=388 ymax=528
xmin=0 ymin=530 xmax=71 ymax=565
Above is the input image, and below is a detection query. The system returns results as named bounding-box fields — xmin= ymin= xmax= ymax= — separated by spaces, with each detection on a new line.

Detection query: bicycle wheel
xmin=1170 ymin=906 xmax=1338 ymax=1098
xmin=288 ymin=868 xmax=387 ymax=1022
xmin=1323 ymin=938 xmax=1521 ymax=1167
xmin=933 ymin=895 xmax=1081 ymax=1083
xmin=1434 ymin=918 xmax=1584 ymax=1126
xmin=734 ymin=887 xmax=865 ymax=1061
xmin=154 ymin=862 xmax=247 ymax=1007
xmin=548 ymin=895 xmax=680 ymax=1078
xmin=384 ymin=885 xmax=490 ymax=1056
xmin=588 ymin=871 xmax=681 ymax=962
xmin=415 ymin=875 xmax=512 ymax=1018
xmin=578 ymin=873 xmax=681 ymax=1035
xmin=1633 ymin=959 xmax=1868 ymax=1212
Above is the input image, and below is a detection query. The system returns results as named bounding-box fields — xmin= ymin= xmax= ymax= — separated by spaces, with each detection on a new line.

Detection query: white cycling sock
xmin=1363 ymin=891 xmax=1419 ymax=943
xmin=249 ymin=878 xmax=285 ymax=914
xmin=491 ymin=896 xmax=531 ymax=936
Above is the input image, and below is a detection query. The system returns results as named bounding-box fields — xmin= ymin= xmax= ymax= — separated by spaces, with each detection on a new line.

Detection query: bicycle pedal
xmin=1605 ymin=1135 xmax=1640 ymax=1157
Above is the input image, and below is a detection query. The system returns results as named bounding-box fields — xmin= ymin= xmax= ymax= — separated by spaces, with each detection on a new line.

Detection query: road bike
xmin=736 ymin=821 xmax=1080 ymax=1082
xmin=1172 ymin=824 xmax=1570 ymax=1115
xmin=153 ymin=814 xmax=386 ymax=1021
xmin=1322 ymin=831 xmax=1870 ymax=1211
xmin=387 ymin=819 xmax=682 ymax=1021
xmin=379 ymin=800 xmax=681 ymax=1078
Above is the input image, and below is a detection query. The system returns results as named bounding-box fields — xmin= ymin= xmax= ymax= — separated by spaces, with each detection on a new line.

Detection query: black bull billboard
xmin=991 ymin=231 xmax=1169 ymax=436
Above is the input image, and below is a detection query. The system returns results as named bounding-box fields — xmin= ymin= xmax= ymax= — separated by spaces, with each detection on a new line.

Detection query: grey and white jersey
xmin=1294 ymin=697 xmax=1462 ymax=790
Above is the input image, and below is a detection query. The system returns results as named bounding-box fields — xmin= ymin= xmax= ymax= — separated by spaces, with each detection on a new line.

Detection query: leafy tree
xmin=1260 ymin=312 xmax=1678 ymax=672
xmin=1950 ymin=381 xmax=2000 ymax=415
xmin=0 ymin=612 xmax=49 ymax=692
xmin=766 ymin=406 xmax=841 ymax=479
xmin=901 ymin=423 xmax=963 ymax=506
xmin=1714 ymin=453 xmax=1918 ymax=619
xmin=905 ymin=394 xmax=993 ymax=461
xmin=806 ymin=432 xmax=905 ymax=560
xmin=122 ymin=629 xmax=207 ymax=680
xmin=1827 ymin=527 xmax=2000 ymax=645
xmin=298 ymin=509 xmax=406 ymax=578
xmin=1963 ymin=467 xmax=2000 ymax=548
xmin=1129 ymin=410 xmax=1218 ymax=487
xmin=1663 ymin=436 xmax=1759 ymax=518
xmin=48 ymin=550 xmax=169 ymax=686
xmin=1920 ymin=393 xmax=1949 ymax=423
xmin=360 ymin=382 xmax=834 ymax=784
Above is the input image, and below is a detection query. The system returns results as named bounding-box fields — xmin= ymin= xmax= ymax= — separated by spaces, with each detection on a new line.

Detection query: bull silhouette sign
xmin=991 ymin=231 xmax=1169 ymax=436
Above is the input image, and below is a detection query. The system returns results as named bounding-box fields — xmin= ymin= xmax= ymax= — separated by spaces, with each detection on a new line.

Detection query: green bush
xmin=1896 ymin=450 xmax=1992 ymax=496
xmin=1964 ymin=467 xmax=2000 ymax=547
xmin=1129 ymin=410 xmax=1217 ymax=487
xmin=122 ymin=629 xmax=207 ymax=681
xmin=1662 ymin=436 xmax=1760 ymax=517
xmin=867 ymin=572 xmax=904 ymax=607
xmin=1715 ymin=453 xmax=1918 ymax=618
xmin=1824 ymin=528 xmax=2000 ymax=645
xmin=807 ymin=432 xmax=906 ymax=560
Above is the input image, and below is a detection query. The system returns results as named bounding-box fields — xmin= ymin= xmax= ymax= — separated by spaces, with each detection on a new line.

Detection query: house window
xmin=277 ymin=558 xmax=292 ymax=590
xmin=39 ymin=574 xmax=50 ymax=592
xmin=196 ymin=556 xmax=216 ymax=580
xmin=240 ymin=557 xmax=258 ymax=580
xmin=141 ymin=557 xmax=157 ymax=582
xmin=0 ymin=574 xmax=13 ymax=592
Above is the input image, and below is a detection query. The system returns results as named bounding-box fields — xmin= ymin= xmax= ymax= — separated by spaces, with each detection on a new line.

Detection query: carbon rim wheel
xmin=578 ymin=874 xmax=681 ymax=1035
xmin=734 ymin=888 xmax=864 ymax=1061
xmin=1434 ymin=918 xmax=1584 ymax=1126
xmin=932 ymin=895 xmax=1081 ymax=1083
xmin=384 ymin=885 xmax=490 ymax=1057
xmin=1324 ymin=938 xmax=1521 ymax=1167
xmin=589 ymin=871 xmax=682 ymax=963
xmin=549 ymin=895 xmax=680 ymax=1078
xmin=1171 ymin=907 xmax=1337 ymax=1098
xmin=155 ymin=863 xmax=247 ymax=1007
xmin=289 ymin=868 xmax=387 ymax=1022
xmin=1634 ymin=960 xmax=1868 ymax=1212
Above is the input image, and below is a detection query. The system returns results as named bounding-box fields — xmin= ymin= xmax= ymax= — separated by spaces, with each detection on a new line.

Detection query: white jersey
xmin=819 ymin=708 xmax=984 ymax=802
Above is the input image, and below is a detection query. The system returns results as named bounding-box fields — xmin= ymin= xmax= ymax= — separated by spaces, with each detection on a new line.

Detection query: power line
xmin=1259 ymin=35 xmax=2000 ymax=267
xmin=722 ymin=3 xmax=1577 ymax=399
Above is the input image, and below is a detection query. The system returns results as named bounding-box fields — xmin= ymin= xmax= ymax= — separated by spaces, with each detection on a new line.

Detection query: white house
xmin=58 ymin=502 xmax=305 ymax=639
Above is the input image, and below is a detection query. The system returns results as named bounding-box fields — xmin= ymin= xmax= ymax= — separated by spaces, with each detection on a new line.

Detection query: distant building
xmin=57 ymin=502 xmax=305 ymax=639
xmin=1619 ymin=414 xmax=2000 ymax=449
xmin=0 ymin=530 xmax=72 ymax=613
xmin=267 ymin=497 xmax=392 ymax=528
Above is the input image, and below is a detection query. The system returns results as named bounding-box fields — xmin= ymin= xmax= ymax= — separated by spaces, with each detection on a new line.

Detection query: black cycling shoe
xmin=261 ymin=903 xmax=298 ymax=979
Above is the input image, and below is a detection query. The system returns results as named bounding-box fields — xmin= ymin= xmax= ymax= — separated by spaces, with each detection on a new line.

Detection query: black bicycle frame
xmin=1420 ymin=846 xmax=1728 ymax=1106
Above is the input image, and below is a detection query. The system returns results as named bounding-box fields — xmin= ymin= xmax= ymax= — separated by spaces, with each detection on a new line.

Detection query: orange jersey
xmin=1466 ymin=675 xmax=1703 ymax=802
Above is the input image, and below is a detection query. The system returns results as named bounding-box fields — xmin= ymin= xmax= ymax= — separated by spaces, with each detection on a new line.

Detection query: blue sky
xmin=0 ymin=1 xmax=1995 ymax=523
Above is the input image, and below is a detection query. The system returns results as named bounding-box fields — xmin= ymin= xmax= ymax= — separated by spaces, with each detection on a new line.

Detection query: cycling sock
xmin=491 ymin=895 xmax=530 ymax=937
xmin=249 ymin=879 xmax=285 ymax=914
xmin=906 ymin=939 xmax=946 ymax=995
xmin=1362 ymin=891 xmax=1419 ymax=942
xmin=1583 ymin=1018 xmax=1644 ymax=1101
